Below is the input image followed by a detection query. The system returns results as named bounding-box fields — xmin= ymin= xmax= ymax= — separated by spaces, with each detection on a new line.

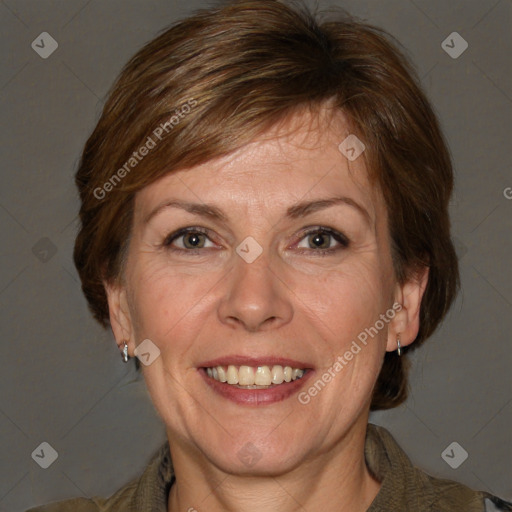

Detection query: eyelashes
xmin=161 ymin=225 xmax=350 ymax=255
xmin=162 ymin=227 xmax=212 ymax=250
xmin=295 ymin=227 xmax=349 ymax=253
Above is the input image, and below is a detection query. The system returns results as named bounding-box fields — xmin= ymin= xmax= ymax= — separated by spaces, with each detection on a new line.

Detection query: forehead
xmin=134 ymin=109 xmax=382 ymax=224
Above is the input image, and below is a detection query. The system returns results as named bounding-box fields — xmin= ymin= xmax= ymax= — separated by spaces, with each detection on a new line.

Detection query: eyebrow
xmin=144 ymin=196 xmax=372 ymax=226
xmin=144 ymin=201 xmax=229 ymax=225
xmin=286 ymin=196 xmax=372 ymax=225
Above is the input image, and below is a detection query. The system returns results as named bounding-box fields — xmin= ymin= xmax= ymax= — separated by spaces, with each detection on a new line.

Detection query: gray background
xmin=0 ymin=0 xmax=510 ymax=510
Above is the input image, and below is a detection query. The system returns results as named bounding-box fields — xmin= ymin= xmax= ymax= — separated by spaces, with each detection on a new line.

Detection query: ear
xmin=387 ymin=266 xmax=429 ymax=352
xmin=104 ymin=280 xmax=135 ymax=358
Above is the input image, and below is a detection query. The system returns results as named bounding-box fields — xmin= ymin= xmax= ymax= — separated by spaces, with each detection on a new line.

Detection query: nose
xmin=217 ymin=252 xmax=294 ymax=332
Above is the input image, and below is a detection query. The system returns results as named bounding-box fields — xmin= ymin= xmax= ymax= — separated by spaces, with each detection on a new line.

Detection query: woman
xmin=28 ymin=1 xmax=511 ymax=511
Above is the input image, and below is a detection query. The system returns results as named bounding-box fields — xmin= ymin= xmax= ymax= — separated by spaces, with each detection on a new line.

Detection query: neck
xmin=167 ymin=418 xmax=381 ymax=512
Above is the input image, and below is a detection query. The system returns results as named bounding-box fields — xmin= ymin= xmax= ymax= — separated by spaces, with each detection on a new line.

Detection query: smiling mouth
xmin=204 ymin=364 xmax=307 ymax=389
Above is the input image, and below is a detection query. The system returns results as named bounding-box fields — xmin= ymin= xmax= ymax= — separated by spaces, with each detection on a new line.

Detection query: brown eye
xmin=296 ymin=227 xmax=349 ymax=253
xmin=307 ymin=232 xmax=331 ymax=249
xmin=163 ymin=228 xmax=215 ymax=251
xmin=182 ymin=232 xmax=206 ymax=248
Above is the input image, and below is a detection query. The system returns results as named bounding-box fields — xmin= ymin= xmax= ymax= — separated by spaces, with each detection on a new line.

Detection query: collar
xmin=127 ymin=423 xmax=487 ymax=511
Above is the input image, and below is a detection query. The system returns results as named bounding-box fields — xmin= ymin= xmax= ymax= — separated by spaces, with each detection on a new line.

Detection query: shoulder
xmin=25 ymin=497 xmax=102 ymax=512
xmin=366 ymin=424 xmax=512 ymax=512
xmin=25 ymin=442 xmax=172 ymax=512
xmin=25 ymin=479 xmax=139 ymax=512
xmin=423 ymin=473 xmax=512 ymax=512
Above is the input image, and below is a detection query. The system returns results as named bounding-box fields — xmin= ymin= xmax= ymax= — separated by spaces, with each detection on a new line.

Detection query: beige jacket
xmin=27 ymin=424 xmax=511 ymax=512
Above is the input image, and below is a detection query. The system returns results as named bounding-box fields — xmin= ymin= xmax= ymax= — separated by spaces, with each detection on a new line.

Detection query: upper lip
xmin=199 ymin=355 xmax=313 ymax=369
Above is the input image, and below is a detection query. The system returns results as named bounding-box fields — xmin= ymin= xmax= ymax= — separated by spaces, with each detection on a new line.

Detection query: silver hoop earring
xmin=122 ymin=341 xmax=129 ymax=363
xmin=397 ymin=334 xmax=402 ymax=357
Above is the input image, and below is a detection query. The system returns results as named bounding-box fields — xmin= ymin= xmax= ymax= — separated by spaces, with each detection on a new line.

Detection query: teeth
xmin=206 ymin=365 xmax=305 ymax=387
xmin=271 ymin=365 xmax=284 ymax=384
xmin=292 ymin=368 xmax=302 ymax=380
xmin=227 ymin=365 xmax=238 ymax=384
xmin=255 ymin=366 xmax=271 ymax=385
xmin=217 ymin=366 xmax=227 ymax=382
xmin=238 ymin=365 xmax=255 ymax=385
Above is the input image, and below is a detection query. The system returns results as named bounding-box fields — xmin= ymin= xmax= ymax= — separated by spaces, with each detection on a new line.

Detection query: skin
xmin=105 ymin=108 xmax=428 ymax=512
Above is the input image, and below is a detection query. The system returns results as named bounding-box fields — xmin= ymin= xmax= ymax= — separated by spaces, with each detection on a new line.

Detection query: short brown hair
xmin=73 ymin=0 xmax=459 ymax=410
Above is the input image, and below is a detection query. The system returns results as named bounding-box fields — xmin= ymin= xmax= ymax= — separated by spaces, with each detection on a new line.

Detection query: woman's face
xmin=107 ymin=111 xmax=423 ymax=475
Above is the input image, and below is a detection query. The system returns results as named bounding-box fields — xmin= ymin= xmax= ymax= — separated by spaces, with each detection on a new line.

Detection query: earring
xmin=121 ymin=341 xmax=129 ymax=363
xmin=396 ymin=334 xmax=402 ymax=357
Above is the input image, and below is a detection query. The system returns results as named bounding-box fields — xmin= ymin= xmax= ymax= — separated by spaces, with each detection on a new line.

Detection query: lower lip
xmin=200 ymin=368 xmax=314 ymax=405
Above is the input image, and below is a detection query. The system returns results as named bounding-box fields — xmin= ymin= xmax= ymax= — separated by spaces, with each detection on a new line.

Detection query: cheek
xmin=292 ymin=266 xmax=390 ymax=431
xmin=293 ymin=256 xmax=391 ymax=339
xmin=126 ymin=256 xmax=222 ymax=341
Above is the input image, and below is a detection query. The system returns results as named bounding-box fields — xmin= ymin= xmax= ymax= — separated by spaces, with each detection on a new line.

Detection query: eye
xmin=296 ymin=227 xmax=349 ymax=253
xmin=163 ymin=227 xmax=216 ymax=251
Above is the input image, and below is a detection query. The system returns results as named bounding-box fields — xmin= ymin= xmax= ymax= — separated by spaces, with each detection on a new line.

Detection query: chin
xmin=191 ymin=421 xmax=319 ymax=477
xmin=209 ymin=441 xmax=310 ymax=477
